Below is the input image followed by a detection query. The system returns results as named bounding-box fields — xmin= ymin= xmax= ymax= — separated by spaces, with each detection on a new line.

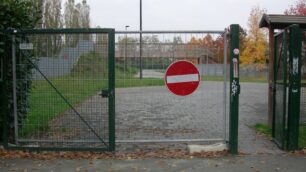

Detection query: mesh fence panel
xmin=115 ymin=31 xmax=228 ymax=143
xmin=11 ymin=32 xmax=110 ymax=149
xmin=273 ymin=31 xmax=288 ymax=148
xmin=300 ymin=31 xmax=306 ymax=148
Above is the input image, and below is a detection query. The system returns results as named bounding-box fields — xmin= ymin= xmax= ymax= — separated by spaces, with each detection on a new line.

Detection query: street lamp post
xmin=125 ymin=25 xmax=129 ymax=72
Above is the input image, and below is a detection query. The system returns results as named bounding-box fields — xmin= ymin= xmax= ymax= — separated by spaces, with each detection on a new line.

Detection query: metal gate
xmin=273 ymin=30 xmax=288 ymax=149
xmin=273 ymin=25 xmax=302 ymax=150
xmin=2 ymin=27 xmax=241 ymax=152
xmin=3 ymin=29 xmax=115 ymax=151
xmin=114 ymin=30 xmax=229 ymax=145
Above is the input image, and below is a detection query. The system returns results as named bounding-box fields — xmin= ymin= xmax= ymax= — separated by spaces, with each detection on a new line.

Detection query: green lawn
xmin=21 ymin=74 xmax=164 ymax=136
xmin=299 ymin=124 xmax=306 ymax=149
xmin=240 ymin=76 xmax=267 ymax=83
xmin=21 ymin=76 xmax=108 ymax=136
xmin=254 ymin=123 xmax=306 ymax=149
xmin=202 ymin=75 xmax=267 ymax=83
xmin=254 ymin=123 xmax=272 ymax=136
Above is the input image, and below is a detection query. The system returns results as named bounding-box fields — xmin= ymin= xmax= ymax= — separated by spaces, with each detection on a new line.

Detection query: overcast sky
xmin=81 ymin=0 xmax=293 ymax=31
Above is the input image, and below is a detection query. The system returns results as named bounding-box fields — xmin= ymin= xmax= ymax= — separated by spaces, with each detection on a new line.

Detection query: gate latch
xmin=100 ymin=89 xmax=110 ymax=98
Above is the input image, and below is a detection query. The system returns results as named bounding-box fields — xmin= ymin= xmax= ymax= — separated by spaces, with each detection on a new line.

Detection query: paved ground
xmin=116 ymin=81 xmax=225 ymax=141
xmin=1 ymin=154 xmax=306 ymax=172
xmin=238 ymin=83 xmax=282 ymax=154
xmin=116 ymin=82 xmax=281 ymax=154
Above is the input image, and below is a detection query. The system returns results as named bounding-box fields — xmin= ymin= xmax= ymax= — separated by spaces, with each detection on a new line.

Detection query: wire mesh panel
xmin=300 ymin=31 xmax=306 ymax=149
xmin=115 ymin=31 xmax=228 ymax=144
xmin=273 ymin=31 xmax=288 ymax=149
xmin=6 ymin=29 xmax=114 ymax=151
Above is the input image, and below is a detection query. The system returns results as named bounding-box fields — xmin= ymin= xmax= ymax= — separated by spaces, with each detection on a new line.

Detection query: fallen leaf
xmin=75 ymin=167 xmax=81 ymax=172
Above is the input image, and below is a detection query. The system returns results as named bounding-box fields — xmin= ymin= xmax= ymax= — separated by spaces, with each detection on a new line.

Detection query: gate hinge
xmin=100 ymin=89 xmax=112 ymax=98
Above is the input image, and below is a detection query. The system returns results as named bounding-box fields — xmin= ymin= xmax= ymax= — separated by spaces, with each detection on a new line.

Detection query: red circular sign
xmin=164 ymin=60 xmax=200 ymax=96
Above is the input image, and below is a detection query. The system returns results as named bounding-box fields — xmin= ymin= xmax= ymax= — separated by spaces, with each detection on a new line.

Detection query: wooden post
xmin=268 ymin=26 xmax=274 ymax=127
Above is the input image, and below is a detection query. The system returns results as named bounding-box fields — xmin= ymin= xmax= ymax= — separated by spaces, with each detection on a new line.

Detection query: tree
xmin=64 ymin=0 xmax=91 ymax=46
xmin=187 ymin=34 xmax=225 ymax=63
xmin=65 ymin=0 xmax=90 ymax=28
xmin=240 ymin=6 xmax=268 ymax=70
xmin=202 ymin=34 xmax=214 ymax=49
xmin=117 ymin=36 xmax=138 ymax=58
xmin=43 ymin=0 xmax=62 ymax=29
xmin=285 ymin=0 xmax=306 ymax=15
xmin=42 ymin=0 xmax=63 ymax=55
xmin=79 ymin=0 xmax=90 ymax=28
xmin=32 ymin=0 xmax=45 ymax=28
xmin=0 ymin=0 xmax=41 ymax=142
xmin=173 ymin=36 xmax=183 ymax=44
xmin=64 ymin=0 xmax=75 ymax=28
xmin=213 ymin=34 xmax=226 ymax=63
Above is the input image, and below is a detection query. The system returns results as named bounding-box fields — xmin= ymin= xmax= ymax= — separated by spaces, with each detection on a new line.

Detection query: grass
xmin=254 ymin=123 xmax=272 ymax=136
xmin=299 ymin=124 xmax=306 ymax=149
xmin=240 ymin=76 xmax=267 ymax=83
xmin=202 ymin=76 xmax=267 ymax=83
xmin=117 ymin=78 xmax=164 ymax=88
xmin=254 ymin=123 xmax=306 ymax=149
xmin=21 ymin=76 xmax=108 ymax=136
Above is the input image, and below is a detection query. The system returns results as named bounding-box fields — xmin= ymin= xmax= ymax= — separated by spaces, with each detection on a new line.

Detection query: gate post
xmin=0 ymin=30 xmax=9 ymax=148
xmin=0 ymin=32 xmax=3 ymax=144
xmin=108 ymin=29 xmax=116 ymax=152
xmin=229 ymin=24 xmax=240 ymax=154
xmin=287 ymin=24 xmax=301 ymax=150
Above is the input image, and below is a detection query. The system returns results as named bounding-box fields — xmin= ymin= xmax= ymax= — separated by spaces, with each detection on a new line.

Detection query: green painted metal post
xmin=108 ymin=29 xmax=116 ymax=152
xmin=287 ymin=24 xmax=301 ymax=151
xmin=1 ymin=31 xmax=9 ymax=148
xmin=229 ymin=24 xmax=240 ymax=154
xmin=0 ymin=32 xmax=3 ymax=144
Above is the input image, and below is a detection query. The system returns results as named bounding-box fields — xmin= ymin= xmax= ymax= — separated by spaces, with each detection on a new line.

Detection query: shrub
xmin=0 ymin=0 xmax=41 ymax=142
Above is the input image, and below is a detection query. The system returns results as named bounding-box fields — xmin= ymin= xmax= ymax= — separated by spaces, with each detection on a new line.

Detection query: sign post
xmin=229 ymin=24 xmax=240 ymax=154
xmin=164 ymin=60 xmax=200 ymax=96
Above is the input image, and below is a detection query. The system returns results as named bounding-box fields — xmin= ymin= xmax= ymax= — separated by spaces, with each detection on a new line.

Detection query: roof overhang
xmin=259 ymin=14 xmax=306 ymax=29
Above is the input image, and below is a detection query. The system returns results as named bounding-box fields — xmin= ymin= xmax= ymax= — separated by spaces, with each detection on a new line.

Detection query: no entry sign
xmin=164 ymin=60 xmax=200 ymax=96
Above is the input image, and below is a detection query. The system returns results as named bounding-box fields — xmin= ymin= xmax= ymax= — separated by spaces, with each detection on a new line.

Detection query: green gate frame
xmin=272 ymin=24 xmax=302 ymax=151
xmin=1 ymin=28 xmax=116 ymax=152
xmin=1 ymin=26 xmax=242 ymax=153
xmin=229 ymin=24 xmax=240 ymax=154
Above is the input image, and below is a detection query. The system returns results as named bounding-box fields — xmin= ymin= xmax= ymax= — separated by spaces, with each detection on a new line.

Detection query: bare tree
xmin=64 ymin=0 xmax=75 ymax=28
xmin=42 ymin=0 xmax=63 ymax=55
xmin=79 ymin=0 xmax=90 ymax=28
xmin=43 ymin=0 xmax=62 ymax=29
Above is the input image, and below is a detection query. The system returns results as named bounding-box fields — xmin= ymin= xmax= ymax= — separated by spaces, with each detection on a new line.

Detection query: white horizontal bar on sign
xmin=167 ymin=74 xmax=199 ymax=84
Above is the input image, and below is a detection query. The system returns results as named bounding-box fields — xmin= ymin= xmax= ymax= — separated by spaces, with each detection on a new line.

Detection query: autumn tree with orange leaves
xmin=188 ymin=34 xmax=225 ymax=63
xmin=240 ymin=6 xmax=268 ymax=70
